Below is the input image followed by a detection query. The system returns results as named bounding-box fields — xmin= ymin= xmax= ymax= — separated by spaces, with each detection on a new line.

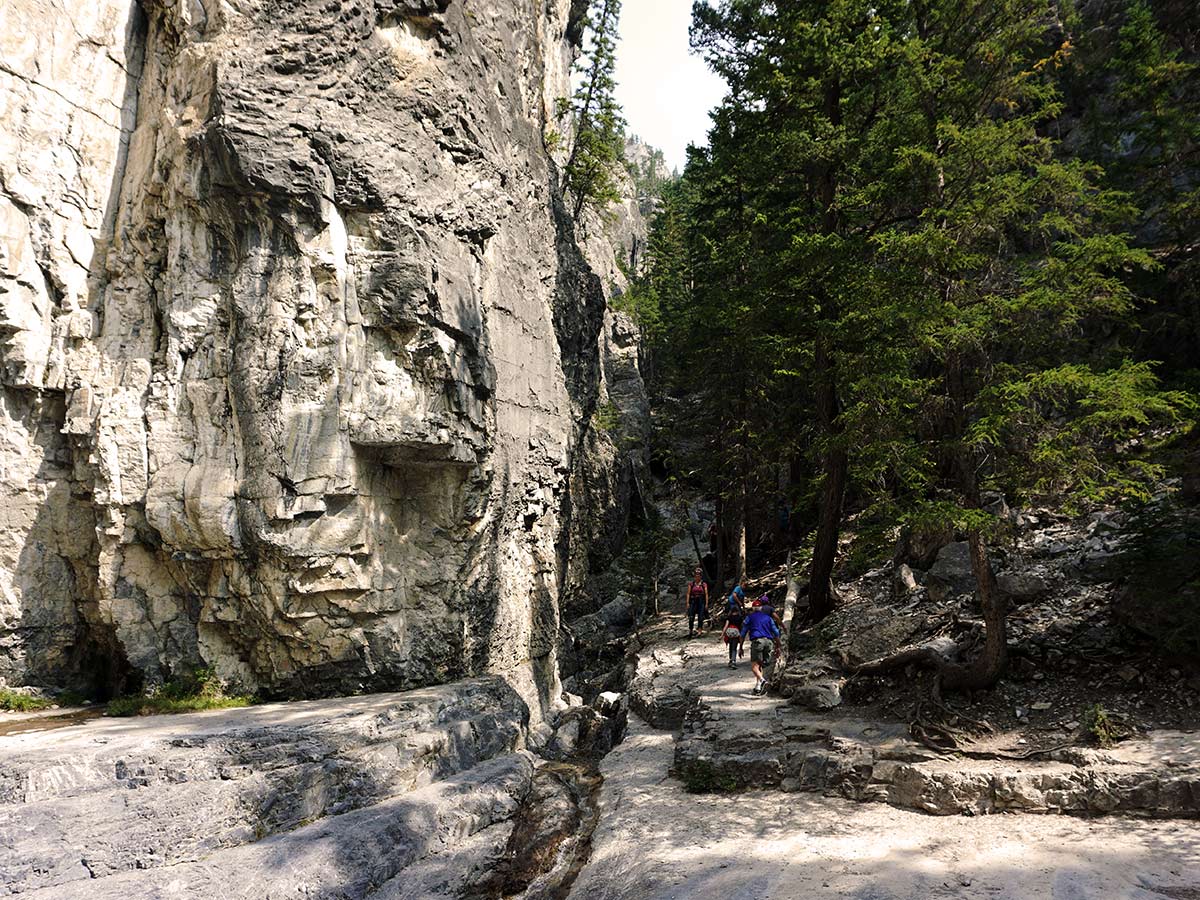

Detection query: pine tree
xmin=681 ymin=0 xmax=1193 ymax=688
xmin=561 ymin=0 xmax=626 ymax=219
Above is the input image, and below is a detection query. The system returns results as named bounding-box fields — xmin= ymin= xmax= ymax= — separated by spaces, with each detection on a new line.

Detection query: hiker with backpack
xmin=726 ymin=583 xmax=746 ymax=614
xmin=684 ymin=566 xmax=710 ymax=637
xmin=757 ymin=594 xmax=784 ymax=629
xmin=740 ymin=598 xmax=782 ymax=696
xmin=720 ymin=599 xmax=746 ymax=668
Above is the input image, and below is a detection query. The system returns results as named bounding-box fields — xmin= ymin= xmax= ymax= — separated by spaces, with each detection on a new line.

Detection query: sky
xmin=613 ymin=0 xmax=727 ymax=173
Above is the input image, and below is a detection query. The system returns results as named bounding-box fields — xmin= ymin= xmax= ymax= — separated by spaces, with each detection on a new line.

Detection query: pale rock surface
xmin=0 ymin=678 xmax=530 ymax=895
xmin=0 ymin=0 xmax=648 ymax=710
xmin=630 ymin=616 xmax=1200 ymax=819
xmin=569 ymin=711 xmax=1200 ymax=900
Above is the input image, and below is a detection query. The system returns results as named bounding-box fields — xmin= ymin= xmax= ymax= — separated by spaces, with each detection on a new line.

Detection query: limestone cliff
xmin=0 ymin=0 xmax=648 ymax=711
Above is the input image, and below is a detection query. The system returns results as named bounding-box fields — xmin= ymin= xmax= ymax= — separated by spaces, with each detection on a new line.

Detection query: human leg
xmin=750 ymin=638 xmax=773 ymax=694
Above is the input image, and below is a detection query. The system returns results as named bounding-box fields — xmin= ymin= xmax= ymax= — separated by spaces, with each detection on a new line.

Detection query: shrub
xmin=1082 ymin=704 xmax=1128 ymax=747
xmin=106 ymin=667 xmax=253 ymax=717
xmin=0 ymin=689 xmax=53 ymax=712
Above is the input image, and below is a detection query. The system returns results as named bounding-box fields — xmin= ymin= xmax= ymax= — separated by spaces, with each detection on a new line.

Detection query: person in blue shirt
xmin=739 ymin=600 xmax=782 ymax=696
xmin=726 ymin=584 xmax=745 ymax=612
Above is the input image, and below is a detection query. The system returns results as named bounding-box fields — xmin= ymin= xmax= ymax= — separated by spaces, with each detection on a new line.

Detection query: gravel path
xmin=569 ymin=630 xmax=1200 ymax=900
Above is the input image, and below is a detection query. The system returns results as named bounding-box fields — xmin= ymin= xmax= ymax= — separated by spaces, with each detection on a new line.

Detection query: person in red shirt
xmin=684 ymin=566 xmax=709 ymax=636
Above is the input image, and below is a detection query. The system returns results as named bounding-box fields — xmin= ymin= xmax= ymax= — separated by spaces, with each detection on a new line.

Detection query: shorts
xmin=750 ymin=637 xmax=775 ymax=665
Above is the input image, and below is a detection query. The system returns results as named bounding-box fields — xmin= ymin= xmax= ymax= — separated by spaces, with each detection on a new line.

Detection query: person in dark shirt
xmin=721 ymin=602 xmax=745 ymax=668
xmin=757 ymin=594 xmax=784 ymax=628
xmin=739 ymin=602 xmax=782 ymax=695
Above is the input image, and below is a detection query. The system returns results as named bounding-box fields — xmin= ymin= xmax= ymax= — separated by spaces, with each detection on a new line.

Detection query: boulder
xmin=894 ymin=563 xmax=921 ymax=596
xmin=894 ymin=524 xmax=955 ymax=570
xmin=789 ymin=680 xmax=844 ymax=711
xmin=997 ymin=570 xmax=1051 ymax=601
xmin=926 ymin=541 xmax=977 ymax=602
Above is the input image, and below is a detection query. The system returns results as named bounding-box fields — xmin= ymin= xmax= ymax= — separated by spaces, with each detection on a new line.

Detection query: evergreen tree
xmin=1063 ymin=0 xmax=1200 ymax=385
xmin=677 ymin=0 xmax=1193 ymax=689
xmin=561 ymin=0 xmax=626 ymax=219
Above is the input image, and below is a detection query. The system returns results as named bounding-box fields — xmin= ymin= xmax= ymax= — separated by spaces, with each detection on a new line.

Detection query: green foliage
xmin=614 ymin=179 xmax=695 ymax=355
xmin=1117 ymin=494 xmax=1200 ymax=658
xmin=54 ymin=690 xmax=91 ymax=708
xmin=970 ymin=362 xmax=1194 ymax=507
xmin=593 ymin=401 xmax=622 ymax=433
xmin=1082 ymin=703 xmax=1129 ymax=747
xmin=651 ymin=0 xmax=1197 ymax=598
xmin=0 ymin=689 xmax=53 ymax=712
xmin=1063 ymin=0 xmax=1200 ymax=395
xmin=842 ymin=516 xmax=895 ymax=579
xmin=561 ymin=0 xmax=626 ymax=218
xmin=106 ymin=667 xmax=253 ymax=717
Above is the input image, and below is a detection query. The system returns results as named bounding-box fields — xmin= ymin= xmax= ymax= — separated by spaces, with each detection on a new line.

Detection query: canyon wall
xmin=0 ymin=0 xmax=646 ymax=712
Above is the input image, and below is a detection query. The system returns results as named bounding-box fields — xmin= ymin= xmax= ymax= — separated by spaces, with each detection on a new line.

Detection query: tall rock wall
xmin=0 ymin=0 xmax=647 ymax=712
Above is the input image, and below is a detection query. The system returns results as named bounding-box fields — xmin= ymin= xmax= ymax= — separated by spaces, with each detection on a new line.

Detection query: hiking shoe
xmin=751 ymin=684 xmax=761 ymax=696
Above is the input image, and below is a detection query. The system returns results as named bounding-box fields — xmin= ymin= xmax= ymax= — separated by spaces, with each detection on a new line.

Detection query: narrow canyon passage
xmin=2 ymin=0 xmax=1199 ymax=896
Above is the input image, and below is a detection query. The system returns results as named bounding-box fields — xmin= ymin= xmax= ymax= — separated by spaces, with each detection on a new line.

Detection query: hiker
xmin=726 ymin=583 xmax=746 ymax=614
xmin=684 ymin=566 xmax=709 ymax=636
xmin=740 ymin=599 xmax=782 ymax=696
xmin=720 ymin=600 xmax=746 ymax=669
xmin=757 ymin=594 xmax=784 ymax=628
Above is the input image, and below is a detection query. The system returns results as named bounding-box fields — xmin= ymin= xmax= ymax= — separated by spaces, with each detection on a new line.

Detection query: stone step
xmin=0 ymin=677 xmax=530 ymax=895
xmin=674 ymin=699 xmax=1200 ymax=818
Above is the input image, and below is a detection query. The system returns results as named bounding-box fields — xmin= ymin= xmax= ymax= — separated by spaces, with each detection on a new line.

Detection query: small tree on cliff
xmin=561 ymin=0 xmax=625 ymax=219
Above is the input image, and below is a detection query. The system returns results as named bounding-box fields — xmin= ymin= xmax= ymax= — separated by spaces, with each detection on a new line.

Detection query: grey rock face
xmin=0 ymin=0 xmax=646 ymax=707
xmin=0 ymin=678 xmax=529 ymax=894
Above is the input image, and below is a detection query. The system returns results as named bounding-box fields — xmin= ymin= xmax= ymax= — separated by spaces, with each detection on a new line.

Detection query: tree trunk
xmin=940 ymin=530 xmax=1008 ymax=690
xmin=783 ymin=550 xmax=806 ymax=655
xmin=941 ymin=353 xmax=1008 ymax=691
xmin=806 ymin=75 xmax=846 ymax=623
xmin=714 ymin=496 xmax=726 ymax=596
xmin=837 ymin=531 xmax=1009 ymax=693
xmin=734 ymin=503 xmax=748 ymax=585
xmin=807 ymin=338 xmax=846 ymax=621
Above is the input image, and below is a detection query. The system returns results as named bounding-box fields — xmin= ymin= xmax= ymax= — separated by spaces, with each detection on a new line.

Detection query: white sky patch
xmin=613 ymin=0 xmax=727 ymax=173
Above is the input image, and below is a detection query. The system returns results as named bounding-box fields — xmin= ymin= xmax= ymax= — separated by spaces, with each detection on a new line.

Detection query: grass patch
xmin=0 ymin=688 xmax=54 ymax=712
xmin=106 ymin=667 xmax=253 ymax=717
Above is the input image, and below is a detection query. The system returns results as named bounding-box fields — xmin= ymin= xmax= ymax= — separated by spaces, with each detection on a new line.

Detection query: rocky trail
xmin=1 ymin=613 xmax=1198 ymax=899
xmin=572 ymin=616 xmax=1200 ymax=900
